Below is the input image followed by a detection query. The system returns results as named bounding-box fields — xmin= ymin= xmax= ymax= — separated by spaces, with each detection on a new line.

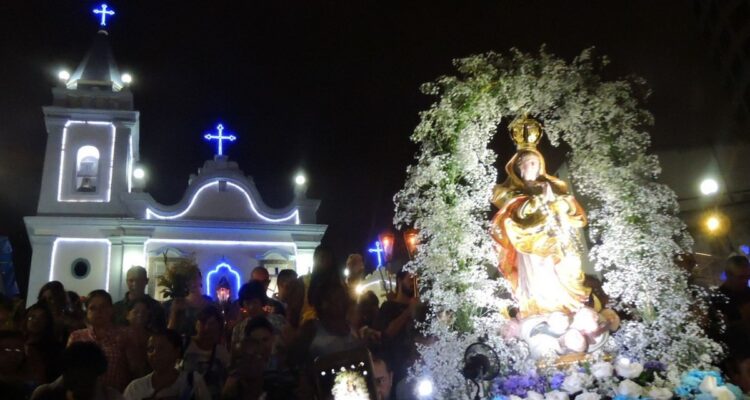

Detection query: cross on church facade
xmin=203 ymin=124 xmax=237 ymax=156
xmin=368 ymin=241 xmax=385 ymax=268
xmin=93 ymin=4 xmax=115 ymax=27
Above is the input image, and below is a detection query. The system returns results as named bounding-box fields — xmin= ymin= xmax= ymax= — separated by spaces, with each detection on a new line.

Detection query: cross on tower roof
xmin=203 ymin=124 xmax=237 ymax=156
xmin=93 ymin=4 xmax=115 ymax=27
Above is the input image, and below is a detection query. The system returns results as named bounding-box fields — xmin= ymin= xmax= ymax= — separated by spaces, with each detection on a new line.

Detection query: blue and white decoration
xmin=368 ymin=241 xmax=385 ymax=268
xmin=93 ymin=4 xmax=115 ymax=27
xmin=204 ymin=123 xmax=237 ymax=156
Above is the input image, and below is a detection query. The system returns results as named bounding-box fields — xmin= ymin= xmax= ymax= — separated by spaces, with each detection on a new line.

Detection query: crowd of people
xmin=0 ymin=247 xmax=748 ymax=399
xmin=0 ymin=246 xmax=425 ymax=400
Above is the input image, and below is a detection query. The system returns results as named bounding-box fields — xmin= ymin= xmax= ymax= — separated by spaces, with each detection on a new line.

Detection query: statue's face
xmin=517 ymin=154 xmax=541 ymax=181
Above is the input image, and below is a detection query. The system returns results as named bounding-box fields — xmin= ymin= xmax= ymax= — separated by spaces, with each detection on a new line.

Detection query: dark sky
xmin=0 ymin=1 xmax=733 ymax=294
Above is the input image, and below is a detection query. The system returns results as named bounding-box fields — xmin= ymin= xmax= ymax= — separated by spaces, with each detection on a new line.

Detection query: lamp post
xmin=377 ymin=228 xmax=421 ymax=298
xmin=698 ymin=177 xmax=733 ymax=254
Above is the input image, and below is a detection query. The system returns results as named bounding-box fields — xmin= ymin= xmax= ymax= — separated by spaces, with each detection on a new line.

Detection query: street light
xmin=58 ymin=69 xmax=70 ymax=82
xmin=700 ymin=178 xmax=719 ymax=196
xmin=404 ymin=228 xmax=420 ymax=260
xmin=378 ymin=231 xmax=396 ymax=263
xmin=703 ymin=211 xmax=729 ymax=236
xmin=133 ymin=166 xmax=145 ymax=180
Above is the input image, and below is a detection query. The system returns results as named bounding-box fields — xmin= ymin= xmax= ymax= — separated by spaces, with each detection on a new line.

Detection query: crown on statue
xmin=509 ymin=114 xmax=543 ymax=150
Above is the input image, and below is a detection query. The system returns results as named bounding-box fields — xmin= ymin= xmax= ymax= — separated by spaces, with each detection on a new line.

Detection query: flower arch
xmin=393 ymin=48 xmax=721 ymax=397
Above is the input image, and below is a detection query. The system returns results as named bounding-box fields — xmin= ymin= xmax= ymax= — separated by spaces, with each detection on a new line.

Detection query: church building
xmin=24 ymin=27 xmax=326 ymax=304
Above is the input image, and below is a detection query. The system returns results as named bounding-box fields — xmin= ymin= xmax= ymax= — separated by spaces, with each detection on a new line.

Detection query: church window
xmin=71 ymin=258 xmax=91 ymax=279
xmin=75 ymin=146 xmax=100 ymax=192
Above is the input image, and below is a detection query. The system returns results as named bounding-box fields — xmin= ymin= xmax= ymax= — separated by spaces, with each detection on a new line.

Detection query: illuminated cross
xmin=368 ymin=241 xmax=385 ymax=268
xmin=203 ymin=124 xmax=237 ymax=156
xmin=93 ymin=4 xmax=115 ymax=27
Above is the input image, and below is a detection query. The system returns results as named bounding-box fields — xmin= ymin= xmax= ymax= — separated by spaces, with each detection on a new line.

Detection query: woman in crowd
xmin=123 ymin=329 xmax=210 ymax=400
xmin=37 ymin=281 xmax=84 ymax=343
xmin=23 ymin=303 xmax=64 ymax=385
xmin=290 ymin=268 xmax=361 ymax=365
xmin=68 ymin=290 xmax=130 ymax=392
xmin=122 ymin=298 xmax=153 ymax=379
xmin=182 ymin=306 xmax=230 ymax=399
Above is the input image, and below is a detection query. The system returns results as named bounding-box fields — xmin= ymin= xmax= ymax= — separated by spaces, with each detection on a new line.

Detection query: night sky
xmin=0 ymin=1 xmax=734 ymax=295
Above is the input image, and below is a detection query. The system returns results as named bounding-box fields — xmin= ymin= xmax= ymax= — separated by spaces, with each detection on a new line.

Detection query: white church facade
xmin=24 ymin=30 xmax=326 ymax=304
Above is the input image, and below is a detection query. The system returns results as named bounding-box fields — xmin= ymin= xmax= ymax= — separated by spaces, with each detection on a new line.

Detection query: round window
xmin=71 ymin=258 xmax=90 ymax=279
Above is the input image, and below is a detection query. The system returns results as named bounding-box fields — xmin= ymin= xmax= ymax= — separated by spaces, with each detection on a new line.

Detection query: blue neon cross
xmin=368 ymin=241 xmax=385 ymax=268
xmin=93 ymin=4 xmax=115 ymax=27
xmin=203 ymin=124 xmax=237 ymax=156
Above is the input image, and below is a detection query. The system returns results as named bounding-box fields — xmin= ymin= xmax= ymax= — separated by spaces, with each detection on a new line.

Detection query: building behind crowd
xmin=23 ymin=29 xmax=327 ymax=304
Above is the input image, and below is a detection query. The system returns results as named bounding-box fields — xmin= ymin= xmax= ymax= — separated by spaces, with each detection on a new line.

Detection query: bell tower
xmin=37 ymin=26 xmax=140 ymax=216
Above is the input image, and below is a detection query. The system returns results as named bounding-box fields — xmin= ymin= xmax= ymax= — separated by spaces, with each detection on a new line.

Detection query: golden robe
xmin=491 ymin=149 xmax=594 ymax=318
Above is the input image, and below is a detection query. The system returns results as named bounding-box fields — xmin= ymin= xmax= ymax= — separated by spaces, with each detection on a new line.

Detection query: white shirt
xmin=123 ymin=370 xmax=211 ymax=400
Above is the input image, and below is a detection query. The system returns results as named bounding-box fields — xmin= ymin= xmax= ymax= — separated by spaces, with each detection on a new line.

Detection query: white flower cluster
xmin=393 ymin=48 xmax=721 ymax=398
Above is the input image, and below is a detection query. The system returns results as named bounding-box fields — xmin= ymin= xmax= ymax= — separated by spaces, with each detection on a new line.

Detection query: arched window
xmin=76 ymin=146 xmax=100 ymax=192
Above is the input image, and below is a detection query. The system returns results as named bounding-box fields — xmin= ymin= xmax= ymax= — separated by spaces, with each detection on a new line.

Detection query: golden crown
xmin=509 ymin=114 xmax=543 ymax=150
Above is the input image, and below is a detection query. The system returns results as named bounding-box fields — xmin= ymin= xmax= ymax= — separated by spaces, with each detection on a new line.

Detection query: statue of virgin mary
xmin=491 ymin=115 xmax=599 ymax=319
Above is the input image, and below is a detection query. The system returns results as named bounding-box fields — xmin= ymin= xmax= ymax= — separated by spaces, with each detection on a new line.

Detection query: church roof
xmin=66 ymin=30 xmax=124 ymax=92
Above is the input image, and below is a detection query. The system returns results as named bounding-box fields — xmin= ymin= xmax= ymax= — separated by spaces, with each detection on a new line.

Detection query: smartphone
xmin=312 ymin=346 xmax=377 ymax=400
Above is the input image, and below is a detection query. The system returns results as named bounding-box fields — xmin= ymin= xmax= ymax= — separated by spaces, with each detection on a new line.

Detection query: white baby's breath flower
xmin=617 ymin=380 xmax=643 ymax=398
xmin=527 ymin=391 xmax=545 ymax=400
xmin=545 ymin=390 xmax=570 ymax=400
xmin=590 ymin=362 xmax=614 ymax=380
xmin=646 ymin=387 xmax=673 ymax=400
xmin=614 ymin=358 xmax=644 ymax=379
xmin=574 ymin=391 xmax=601 ymax=400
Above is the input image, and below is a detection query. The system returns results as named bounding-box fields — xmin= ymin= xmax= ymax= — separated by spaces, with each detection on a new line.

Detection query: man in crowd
xmin=372 ymin=354 xmax=393 ymax=400
xmin=113 ymin=266 xmax=165 ymax=330
xmin=374 ymin=270 xmax=421 ymax=384
xmin=251 ymin=266 xmax=288 ymax=316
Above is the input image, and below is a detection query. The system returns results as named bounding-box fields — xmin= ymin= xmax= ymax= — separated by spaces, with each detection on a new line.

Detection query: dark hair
xmin=312 ymin=245 xmax=335 ymax=274
xmin=358 ymin=290 xmax=379 ymax=309
xmin=308 ymin=269 xmax=349 ymax=315
xmin=243 ymin=316 xmax=274 ymax=337
xmin=251 ymin=266 xmax=269 ymax=278
xmin=62 ymin=342 xmax=107 ymax=375
xmin=130 ymin=297 xmax=153 ymax=309
xmin=238 ymin=281 xmax=268 ymax=306
xmin=85 ymin=290 xmax=113 ymax=307
xmin=23 ymin=303 xmax=55 ymax=339
xmin=396 ymin=269 xmax=412 ymax=281
xmin=38 ymin=281 xmax=67 ymax=304
xmin=277 ymin=269 xmax=298 ymax=285
xmin=151 ymin=329 xmax=183 ymax=354
xmin=371 ymin=352 xmax=391 ymax=372
xmin=196 ymin=305 xmax=224 ymax=326
xmin=726 ymin=255 xmax=750 ymax=270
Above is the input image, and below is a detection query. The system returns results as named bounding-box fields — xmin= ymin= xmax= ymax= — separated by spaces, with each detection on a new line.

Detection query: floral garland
xmin=489 ymin=360 xmax=743 ymax=400
xmin=393 ymin=48 xmax=722 ymax=398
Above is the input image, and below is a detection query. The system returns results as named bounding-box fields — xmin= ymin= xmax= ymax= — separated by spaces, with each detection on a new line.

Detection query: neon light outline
xmin=50 ymin=238 xmax=111 ymax=291
xmin=93 ymin=4 xmax=115 ymax=27
xmin=145 ymin=180 xmax=300 ymax=224
xmin=205 ymin=262 xmax=241 ymax=298
xmin=57 ymin=121 xmax=116 ymax=203
xmin=127 ymin=133 xmax=133 ymax=192
xmin=203 ymin=124 xmax=236 ymax=156
xmin=368 ymin=241 xmax=385 ymax=268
